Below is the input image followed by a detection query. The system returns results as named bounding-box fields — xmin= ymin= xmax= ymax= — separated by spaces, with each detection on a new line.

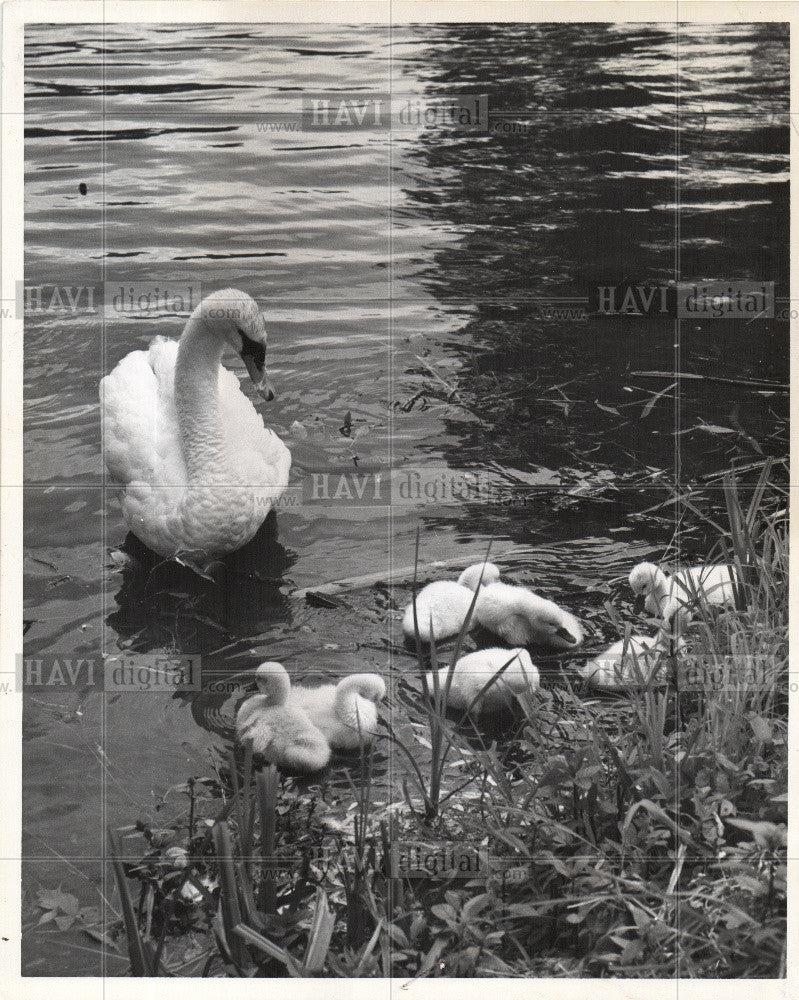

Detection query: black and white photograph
xmin=3 ymin=2 xmax=792 ymax=988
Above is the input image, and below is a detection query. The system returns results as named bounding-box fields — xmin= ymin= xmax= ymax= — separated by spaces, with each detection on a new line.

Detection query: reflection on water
xmin=22 ymin=22 xmax=787 ymax=974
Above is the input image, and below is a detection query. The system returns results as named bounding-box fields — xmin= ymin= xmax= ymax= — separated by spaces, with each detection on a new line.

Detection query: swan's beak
xmin=239 ymin=336 xmax=275 ymax=401
xmin=258 ymin=377 xmax=276 ymax=402
xmin=633 ymin=594 xmax=646 ymax=614
xmin=555 ymin=626 xmax=578 ymax=645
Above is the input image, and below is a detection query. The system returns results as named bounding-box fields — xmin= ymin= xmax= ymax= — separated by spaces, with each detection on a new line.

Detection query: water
xmin=22 ymin=22 xmax=788 ymax=974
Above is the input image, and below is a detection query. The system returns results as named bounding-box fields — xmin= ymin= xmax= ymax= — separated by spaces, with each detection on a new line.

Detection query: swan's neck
xmin=258 ymin=671 xmax=291 ymax=707
xmin=654 ymin=569 xmax=672 ymax=601
xmin=334 ymin=677 xmax=373 ymax=719
xmin=174 ymin=316 xmax=232 ymax=485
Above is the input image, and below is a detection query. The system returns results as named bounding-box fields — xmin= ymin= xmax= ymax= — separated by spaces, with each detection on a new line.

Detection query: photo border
xmin=1 ymin=2 xmax=795 ymax=997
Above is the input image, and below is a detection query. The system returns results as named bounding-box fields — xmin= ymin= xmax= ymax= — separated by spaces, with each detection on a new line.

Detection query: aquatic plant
xmin=103 ymin=465 xmax=785 ymax=978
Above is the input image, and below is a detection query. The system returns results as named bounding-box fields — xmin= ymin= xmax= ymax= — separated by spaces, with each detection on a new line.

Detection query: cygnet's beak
xmin=633 ymin=594 xmax=647 ymax=614
xmin=556 ymin=626 xmax=578 ymax=645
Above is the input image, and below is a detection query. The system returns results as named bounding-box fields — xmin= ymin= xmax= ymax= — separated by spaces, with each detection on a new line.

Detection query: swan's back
xmin=290 ymin=675 xmax=383 ymax=748
xmin=402 ymin=580 xmax=475 ymax=642
xmin=236 ymin=695 xmax=330 ymax=771
xmin=289 ymin=683 xmax=336 ymax=717
xmin=428 ymin=647 xmax=539 ymax=711
xmin=677 ymin=564 xmax=737 ymax=606
xmin=475 ymin=582 xmax=583 ymax=648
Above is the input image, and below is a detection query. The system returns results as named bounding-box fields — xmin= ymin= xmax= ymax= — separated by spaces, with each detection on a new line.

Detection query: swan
xmin=235 ymin=662 xmax=330 ymax=771
xmin=426 ymin=647 xmax=539 ymax=712
xmin=578 ymin=598 xmax=688 ymax=690
xmin=629 ymin=561 xmax=738 ymax=616
xmin=401 ymin=562 xmax=501 ymax=643
xmin=474 ymin=581 xmax=584 ymax=650
xmin=101 ymin=288 xmax=291 ymax=569
xmin=289 ymin=672 xmax=386 ymax=749
xmin=578 ymin=634 xmax=674 ymax=691
xmin=456 ymin=562 xmax=501 ymax=591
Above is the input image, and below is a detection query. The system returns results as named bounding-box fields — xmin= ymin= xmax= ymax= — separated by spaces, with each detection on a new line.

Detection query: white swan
xmin=426 ymin=647 xmax=539 ymax=712
xmin=578 ymin=598 xmax=688 ymax=691
xmin=578 ymin=635 xmax=673 ymax=691
xmin=235 ymin=662 xmax=330 ymax=771
xmin=401 ymin=562 xmax=501 ymax=643
xmin=474 ymin=581 xmax=584 ymax=650
xmin=456 ymin=562 xmax=501 ymax=591
xmin=101 ymin=288 xmax=291 ymax=568
xmin=289 ymin=672 xmax=386 ymax=749
xmin=629 ymin=561 xmax=738 ymax=616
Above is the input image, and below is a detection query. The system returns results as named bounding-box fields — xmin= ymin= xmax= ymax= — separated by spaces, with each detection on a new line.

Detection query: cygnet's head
xmin=629 ymin=562 xmax=662 ymax=597
xmin=339 ymin=673 xmax=386 ymax=703
xmin=192 ymin=288 xmax=274 ymax=400
xmin=254 ymin=661 xmax=290 ymax=705
xmin=538 ymin=606 xmax=581 ymax=647
xmin=457 ymin=561 xmax=501 ymax=592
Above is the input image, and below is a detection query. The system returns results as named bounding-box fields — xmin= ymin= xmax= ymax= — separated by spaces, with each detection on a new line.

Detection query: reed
xmin=106 ymin=466 xmax=785 ymax=978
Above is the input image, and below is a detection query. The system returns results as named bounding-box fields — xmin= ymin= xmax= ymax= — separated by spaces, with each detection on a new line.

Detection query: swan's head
xmin=457 ymin=561 xmax=501 ymax=592
xmin=358 ymin=673 xmax=387 ymax=703
xmin=537 ymin=608 xmax=581 ymax=647
xmin=541 ymin=615 xmax=581 ymax=648
xmin=337 ymin=673 xmax=386 ymax=703
xmin=253 ymin=661 xmax=291 ymax=705
xmin=196 ymin=288 xmax=275 ymax=401
xmin=629 ymin=562 xmax=663 ymax=599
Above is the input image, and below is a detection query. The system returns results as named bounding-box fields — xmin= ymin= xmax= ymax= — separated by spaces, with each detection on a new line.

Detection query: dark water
xmin=22 ymin=22 xmax=788 ymax=973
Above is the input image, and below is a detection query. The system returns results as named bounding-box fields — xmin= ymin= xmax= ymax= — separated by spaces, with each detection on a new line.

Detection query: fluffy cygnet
xmin=289 ymin=673 xmax=386 ymax=749
xmin=578 ymin=598 xmax=688 ymax=691
xmin=474 ymin=581 xmax=584 ymax=650
xmin=426 ymin=647 xmax=539 ymax=712
xmin=629 ymin=561 xmax=738 ymax=616
xmin=402 ymin=562 xmax=501 ymax=643
xmin=235 ymin=662 xmax=330 ymax=771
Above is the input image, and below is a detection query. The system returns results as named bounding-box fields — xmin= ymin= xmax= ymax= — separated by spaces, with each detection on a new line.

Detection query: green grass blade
xmin=302 ymin=888 xmax=335 ymax=974
xmin=107 ymin=826 xmax=155 ymax=977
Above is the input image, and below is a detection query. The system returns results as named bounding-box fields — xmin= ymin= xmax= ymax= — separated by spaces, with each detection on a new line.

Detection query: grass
xmin=100 ymin=465 xmax=786 ymax=978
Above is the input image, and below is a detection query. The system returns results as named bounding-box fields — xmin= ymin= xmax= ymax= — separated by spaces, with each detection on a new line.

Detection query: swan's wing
xmin=101 ymin=338 xmax=186 ymax=488
xmin=236 ymin=698 xmax=276 ymax=752
xmin=288 ymin=684 xmax=336 ymax=728
xmin=404 ymin=582 xmax=474 ymax=640
xmin=681 ymin=564 xmax=736 ymax=603
xmin=217 ymin=364 xmax=292 ymax=493
xmin=493 ymin=612 xmax=533 ymax=646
